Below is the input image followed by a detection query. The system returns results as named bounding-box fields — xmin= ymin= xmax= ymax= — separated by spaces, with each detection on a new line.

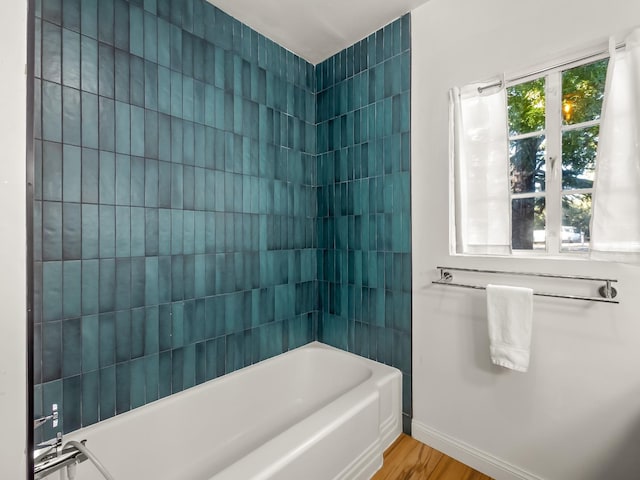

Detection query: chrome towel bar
xmin=433 ymin=266 xmax=619 ymax=304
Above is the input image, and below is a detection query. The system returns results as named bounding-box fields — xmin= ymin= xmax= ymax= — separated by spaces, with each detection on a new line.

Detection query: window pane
xmin=562 ymin=59 xmax=608 ymax=125
xmin=510 ymin=135 xmax=546 ymax=193
xmin=512 ymin=197 xmax=545 ymax=250
xmin=562 ymin=126 xmax=598 ymax=190
xmin=507 ymin=78 xmax=545 ymax=136
xmin=561 ymin=193 xmax=591 ymax=252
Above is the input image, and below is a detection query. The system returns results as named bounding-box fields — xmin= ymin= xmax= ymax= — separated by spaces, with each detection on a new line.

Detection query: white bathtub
xmin=64 ymin=342 xmax=402 ymax=480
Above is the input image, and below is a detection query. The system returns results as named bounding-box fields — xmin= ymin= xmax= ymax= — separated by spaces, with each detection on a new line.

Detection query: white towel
xmin=486 ymin=284 xmax=533 ymax=372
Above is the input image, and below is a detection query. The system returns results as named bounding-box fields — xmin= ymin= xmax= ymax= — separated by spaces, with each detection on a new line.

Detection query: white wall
xmin=0 ymin=0 xmax=28 ymax=478
xmin=411 ymin=1 xmax=640 ymax=479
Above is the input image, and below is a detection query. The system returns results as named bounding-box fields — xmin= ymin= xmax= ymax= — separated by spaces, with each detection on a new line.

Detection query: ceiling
xmin=206 ymin=0 xmax=430 ymax=65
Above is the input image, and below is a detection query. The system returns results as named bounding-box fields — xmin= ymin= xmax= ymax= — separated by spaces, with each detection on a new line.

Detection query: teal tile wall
xmin=33 ymin=0 xmax=318 ymax=440
xmin=315 ymin=15 xmax=412 ymax=432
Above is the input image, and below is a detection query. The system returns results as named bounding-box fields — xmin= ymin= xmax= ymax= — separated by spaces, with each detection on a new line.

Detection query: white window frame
xmin=506 ymin=55 xmax=607 ymax=257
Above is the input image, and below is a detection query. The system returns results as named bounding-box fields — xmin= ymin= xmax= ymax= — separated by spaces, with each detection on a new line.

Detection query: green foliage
xmin=562 ymin=126 xmax=598 ymax=189
xmin=562 ymin=194 xmax=592 ymax=237
xmin=562 ymin=59 xmax=608 ymax=125
xmin=508 ymin=78 xmax=545 ymax=135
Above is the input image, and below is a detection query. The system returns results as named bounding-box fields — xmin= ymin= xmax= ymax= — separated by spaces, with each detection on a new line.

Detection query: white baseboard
xmin=411 ymin=420 xmax=544 ymax=480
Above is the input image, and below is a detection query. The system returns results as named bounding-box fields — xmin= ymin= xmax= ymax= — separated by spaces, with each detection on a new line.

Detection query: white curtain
xmin=450 ymin=81 xmax=511 ymax=255
xmin=591 ymin=29 xmax=640 ymax=262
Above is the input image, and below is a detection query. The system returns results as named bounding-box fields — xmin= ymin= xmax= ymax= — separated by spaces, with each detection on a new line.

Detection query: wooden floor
xmin=372 ymin=434 xmax=493 ymax=480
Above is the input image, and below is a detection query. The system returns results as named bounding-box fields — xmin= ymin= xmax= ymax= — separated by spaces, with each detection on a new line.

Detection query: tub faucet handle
xmin=34 ymin=404 xmax=58 ymax=430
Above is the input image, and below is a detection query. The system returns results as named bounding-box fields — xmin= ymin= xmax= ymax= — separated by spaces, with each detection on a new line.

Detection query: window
xmin=507 ymin=58 xmax=608 ymax=254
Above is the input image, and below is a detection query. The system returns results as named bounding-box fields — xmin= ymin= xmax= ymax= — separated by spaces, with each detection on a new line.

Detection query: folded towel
xmin=486 ymin=284 xmax=533 ymax=372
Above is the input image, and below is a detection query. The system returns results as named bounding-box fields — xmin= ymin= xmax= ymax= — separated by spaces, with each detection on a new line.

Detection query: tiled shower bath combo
xmin=33 ymin=0 xmax=412 ymax=450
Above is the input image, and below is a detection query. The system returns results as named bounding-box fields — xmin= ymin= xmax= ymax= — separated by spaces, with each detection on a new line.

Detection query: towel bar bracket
xmin=598 ymin=281 xmax=617 ymax=299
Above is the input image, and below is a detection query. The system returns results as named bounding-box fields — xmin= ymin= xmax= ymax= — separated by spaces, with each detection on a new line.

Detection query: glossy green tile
xmin=99 ymin=205 xmax=115 ymax=257
xmin=170 ymin=24 xmax=182 ymax=71
xmin=145 ymin=256 xmax=159 ymax=306
xmin=98 ymin=0 xmax=114 ymax=45
xmin=42 ymin=202 xmax=62 ymax=261
xmin=113 ymin=259 xmax=131 ymax=312
xmin=42 ymin=81 xmax=62 ymax=143
xmin=158 ymin=350 xmax=171 ymax=398
xmin=99 ymin=151 xmax=116 ymax=204
xmin=81 ymin=204 xmax=99 ymax=260
xmin=182 ymin=343 xmax=195 ymax=390
xmin=80 ymin=0 xmax=97 ymax=38
xmin=115 ymin=101 xmax=131 ymax=154
xmin=130 ymin=106 xmax=145 ymax=157
xmin=171 ymin=347 xmax=183 ymax=393
xmin=62 ymin=0 xmax=80 ymax=31
xmin=99 ymin=365 xmax=116 ymax=420
xmin=143 ymin=209 xmax=158 ymax=257
xmin=115 ymin=362 xmax=131 ymax=414
xmin=158 ymin=114 xmax=171 ymax=162
xmin=130 ymin=55 xmax=145 ymax=107
xmin=62 ymin=375 xmax=82 ymax=431
xmin=182 ymin=33 xmax=194 ymax=79
xmin=81 ymin=259 xmax=99 ymax=316
xmin=144 ymin=61 xmax=158 ymax=112
xmin=195 ymin=341 xmax=206 ymax=385
xmin=124 ymin=308 xmax=142 ymax=361
xmin=98 ymin=313 xmax=115 ymax=368
xmin=81 ymin=93 xmax=99 ymax=149
xmin=183 ymin=255 xmax=195 ymax=300
xmin=145 ymin=354 xmax=159 ymax=402
xmin=143 ymin=11 xmax=158 ymax=62
xmin=171 ymin=164 xmax=183 ymax=209
xmin=62 ymin=203 xmax=81 ymax=260
xmin=81 ymin=370 xmax=100 ymax=426
xmin=145 ymin=110 xmax=159 ymax=159
xmin=182 ymin=0 xmax=194 ymax=33
xmin=98 ymin=259 xmax=116 ymax=314
xmin=62 ymin=29 xmax=80 ymax=89
xmin=98 ymin=44 xmax=115 ymax=99
xmin=114 ymin=0 xmax=130 ymax=51
xmin=130 ymin=357 xmax=145 ymax=409
xmin=130 ymin=157 xmax=145 ymax=206
xmin=62 ymin=318 xmax=82 ymax=377
xmin=143 ymin=306 xmax=159 ymax=355
xmin=81 ymin=36 xmax=98 ymax=94
xmin=171 ymin=255 xmax=183 ymax=301
xmin=42 ymin=21 xmax=61 ymax=83
xmin=158 ymin=209 xmax=171 ymax=255
xmin=157 ymin=0 xmax=170 ymax=20
xmin=62 ymin=145 xmax=81 ymax=202
xmin=157 ymin=17 xmax=171 ymax=68
xmin=42 ymin=142 xmax=62 ymax=201
xmin=82 ymin=315 xmax=99 ymax=372
xmin=114 ymin=311 xmax=131 ymax=364
xmin=129 ymin=4 xmax=143 ymax=57
xmin=203 ymin=254 xmax=215 ymax=297
xmin=99 ymin=97 xmax=115 ymax=152
xmin=42 ymin=321 xmax=62 ymax=382
xmin=63 ymin=260 xmax=82 ymax=318
xmin=183 ymin=210 xmax=195 ymax=254
xmin=130 ymin=207 xmax=146 ymax=258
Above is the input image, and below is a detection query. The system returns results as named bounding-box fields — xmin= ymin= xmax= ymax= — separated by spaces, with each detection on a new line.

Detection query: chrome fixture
xmin=34 ymin=437 xmax=116 ymax=480
xmin=34 ymin=439 xmax=88 ymax=480
xmin=433 ymin=266 xmax=619 ymax=304
xmin=34 ymin=403 xmax=58 ymax=430
xmin=34 ymin=432 xmax=62 ymax=464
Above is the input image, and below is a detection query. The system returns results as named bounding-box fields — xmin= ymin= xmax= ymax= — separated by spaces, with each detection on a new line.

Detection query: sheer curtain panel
xmin=450 ymin=82 xmax=511 ymax=255
xmin=591 ymin=29 xmax=640 ymax=262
